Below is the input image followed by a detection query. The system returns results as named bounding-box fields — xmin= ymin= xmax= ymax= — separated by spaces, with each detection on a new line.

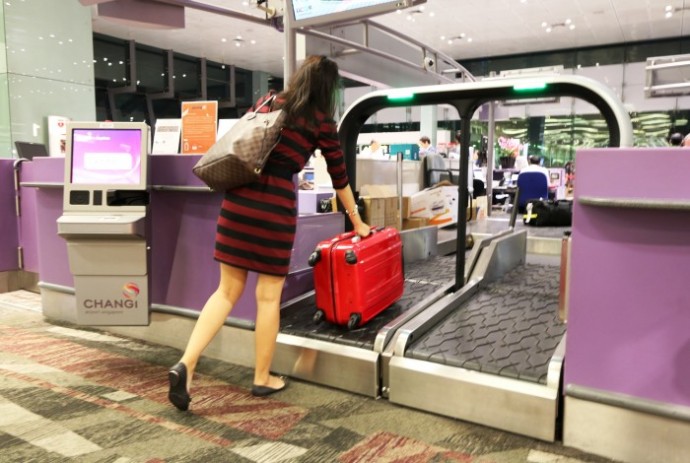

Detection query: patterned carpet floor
xmin=0 ymin=290 xmax=618 ymax=463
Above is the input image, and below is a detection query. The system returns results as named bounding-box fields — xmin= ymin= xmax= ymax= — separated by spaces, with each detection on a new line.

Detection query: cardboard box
xmin=401 ymin=196 xmax=410 ymax=219
xmin=410 ymin=187 xmax=455 ymax=227
xmin=403 ymin=217 xmax=429 ymax=230
xmin=360 ymin=184 xmax=405 ymax=229
xmin=409 ymin=187 xmax=445 ymax=219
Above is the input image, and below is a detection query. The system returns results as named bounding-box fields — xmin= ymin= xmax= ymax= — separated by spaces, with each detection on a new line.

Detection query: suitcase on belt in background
xmin=308 ymin=227 xmax=404 ymax=330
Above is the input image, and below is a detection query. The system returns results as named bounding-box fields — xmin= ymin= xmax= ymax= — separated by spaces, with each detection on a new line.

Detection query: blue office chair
xmin=516 ymin=172 xmax=549 ymax=213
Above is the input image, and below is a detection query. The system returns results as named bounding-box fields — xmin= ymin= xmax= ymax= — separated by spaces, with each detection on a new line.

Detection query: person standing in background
xmin=418 ymin=135 xmax=436 ymax=158
xmin=167 ymin=56 xmax=371 ymax=411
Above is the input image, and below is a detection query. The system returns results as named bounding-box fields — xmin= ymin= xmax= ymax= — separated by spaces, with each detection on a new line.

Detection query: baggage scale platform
xmin=280 ymin=254 xmax=458 ymax=350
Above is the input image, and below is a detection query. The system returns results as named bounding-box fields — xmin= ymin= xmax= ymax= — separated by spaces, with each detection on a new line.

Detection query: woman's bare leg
xmin=178 ymin=263 xmax=248 ymax=389
xmin=253 ymin=272 xmax=286 ymax=388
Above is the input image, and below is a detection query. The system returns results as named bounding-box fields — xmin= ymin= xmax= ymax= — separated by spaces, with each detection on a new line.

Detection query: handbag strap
xmin=253 ymin=94 xmax=276 ymax=113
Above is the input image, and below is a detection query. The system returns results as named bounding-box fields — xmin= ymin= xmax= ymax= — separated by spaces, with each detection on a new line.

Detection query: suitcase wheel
xmin=313 ymin=309 xmax=325 ymax=324
xmin=345 ymin=250 xmax=357 ymax=265
xmin=347 ymin=313 xmax=361 ymax=330
xmin=308 ymin=249 xmax=321 ymax=267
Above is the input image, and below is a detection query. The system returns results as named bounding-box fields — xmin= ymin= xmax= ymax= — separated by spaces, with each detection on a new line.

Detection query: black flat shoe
xmin=168 ymin=362 xmax=191 ymax=411
xmin=251 ymin=376 xmax=288 ymax=397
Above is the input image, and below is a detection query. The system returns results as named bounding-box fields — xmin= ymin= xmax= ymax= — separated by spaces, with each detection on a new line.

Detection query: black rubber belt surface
xmin=406 ymin=263 xmax=566 ymax=384
xmin=280 ymin=254 xmax=458 ymax=350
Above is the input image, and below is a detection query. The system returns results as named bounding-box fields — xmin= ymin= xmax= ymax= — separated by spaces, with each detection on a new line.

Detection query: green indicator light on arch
xmin=513 ymin=82 xmax=548 ymax=92
xmin=386 ymin=90 xmax=415 ymax=101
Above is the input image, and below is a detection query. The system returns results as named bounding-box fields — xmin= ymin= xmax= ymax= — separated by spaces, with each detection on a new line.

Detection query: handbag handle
xmin=246 ymin=94 xmax=276 ymax=121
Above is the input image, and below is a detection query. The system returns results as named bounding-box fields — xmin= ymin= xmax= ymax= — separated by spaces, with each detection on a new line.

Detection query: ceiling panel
xmin=88 ymin=0 xmax=690 ymax=78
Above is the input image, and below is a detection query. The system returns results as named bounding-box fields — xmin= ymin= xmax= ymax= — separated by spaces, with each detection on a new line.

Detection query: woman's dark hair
xmin=280 ymin=55 xmax=339 ymax=127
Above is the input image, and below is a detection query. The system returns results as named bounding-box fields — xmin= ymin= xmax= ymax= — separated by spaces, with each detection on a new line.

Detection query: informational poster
xmin=152 ymin=118 xmax=182 ymax=154
xmin=180 ymin=101 xmax=218 ymax=154
xmin=47 ymin=115 xmax=70 ymax=156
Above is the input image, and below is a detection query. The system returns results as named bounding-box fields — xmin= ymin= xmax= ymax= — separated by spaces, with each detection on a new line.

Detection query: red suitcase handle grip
xmin=352 ymin=226 xmax=383 ymax=243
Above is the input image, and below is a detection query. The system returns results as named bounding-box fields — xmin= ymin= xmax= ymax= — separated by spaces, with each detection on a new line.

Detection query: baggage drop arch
xmin=337 ymin=74 xmax=633 ymax=290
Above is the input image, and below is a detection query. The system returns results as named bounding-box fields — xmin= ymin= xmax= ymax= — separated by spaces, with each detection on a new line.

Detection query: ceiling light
xmin=666 ymin=5 xmax=673 ymax=11
xmin=221 ymin=38 xmax=227 ymax=42
xmin=542 ymin=20 xmax=576 ymax=32
xmin=446 ymin=34 xmax=471 ymax=45
xmin=666 ymin=11 xmax=673 ymax=18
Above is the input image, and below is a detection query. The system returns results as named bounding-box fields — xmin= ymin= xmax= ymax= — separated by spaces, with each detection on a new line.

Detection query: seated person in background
xmin=519 ymin=155 xmax=551 ymax=184
xmin=669 ymin=132 xmax=684 ymax=146
xmin=514 ymin=153 xmax=529 ymax=171
xmin=361 ymin=139 xmax=387 ymax=159
xmin=418 ymin=136 xmax=437 ymax=158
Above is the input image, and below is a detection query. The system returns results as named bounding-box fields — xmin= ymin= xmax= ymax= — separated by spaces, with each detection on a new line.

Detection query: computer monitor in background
xmin=290 ymin=0 xmax=426 ymax=27
xmin=15 ymin=141 xmax=49 ymax=160
xmin=63 ymin=121 xmax=149 ymax=212
xmin=69 ymin=127 xmax=144 ymax=186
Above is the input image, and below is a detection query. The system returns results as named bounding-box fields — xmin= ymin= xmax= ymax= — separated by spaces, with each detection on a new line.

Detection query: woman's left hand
xmin=354 ymin=222 xmax=371 ymax=238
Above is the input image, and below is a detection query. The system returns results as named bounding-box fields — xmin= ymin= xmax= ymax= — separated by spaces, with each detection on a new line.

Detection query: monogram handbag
xmin=193 ymin=94 xmax=285 ymax=191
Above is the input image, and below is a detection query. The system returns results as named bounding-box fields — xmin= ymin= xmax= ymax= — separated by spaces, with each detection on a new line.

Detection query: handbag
xmin=192 ymin=94 xmax=285 ymax=191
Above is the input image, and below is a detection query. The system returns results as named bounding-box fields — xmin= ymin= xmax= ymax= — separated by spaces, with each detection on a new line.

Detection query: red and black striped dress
xmin=214 ymin=93 xmax=350 ymax=276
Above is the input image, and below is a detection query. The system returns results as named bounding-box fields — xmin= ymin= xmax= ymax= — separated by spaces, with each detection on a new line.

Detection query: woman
xmin=167 ymin=55 xmax=370 ymax=410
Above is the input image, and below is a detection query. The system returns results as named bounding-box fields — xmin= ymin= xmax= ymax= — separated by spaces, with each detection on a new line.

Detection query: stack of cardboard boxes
xmin=330 ymin=185 xmax=487 ymax=231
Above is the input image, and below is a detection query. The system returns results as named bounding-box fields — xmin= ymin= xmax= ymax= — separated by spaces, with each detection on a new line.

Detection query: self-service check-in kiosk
xmin=57 ymin=122 xmax=150 ymax=325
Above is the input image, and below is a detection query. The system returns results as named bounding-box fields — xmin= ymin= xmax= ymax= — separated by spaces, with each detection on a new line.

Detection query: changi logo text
xmin=83 ymin=282 xmax=140 ymax=310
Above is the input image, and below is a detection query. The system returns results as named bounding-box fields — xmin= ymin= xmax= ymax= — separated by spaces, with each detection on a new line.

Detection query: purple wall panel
xmin=148 ymin=155 xmax=345 ymax=322
xmin=34 ymin=188 xmax=72 ymax=287
xmin=17 ymin=158 xmax=67 ymax=277
xmin=17 ymin=187 xmax=39 ymax=272
xmin=20 ymin=157 xmax=65 ymax=183
xmin=0 ymin=160 xmax=19 ymax=272
xmin=149 ymin=188 xmax=344 ymax=321
xmin=565 ymin=148 xmax=690 ymax=407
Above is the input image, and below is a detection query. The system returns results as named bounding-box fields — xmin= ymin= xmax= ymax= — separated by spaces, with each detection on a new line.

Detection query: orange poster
xmin=180 ymin=100 xmax=218 ymax=154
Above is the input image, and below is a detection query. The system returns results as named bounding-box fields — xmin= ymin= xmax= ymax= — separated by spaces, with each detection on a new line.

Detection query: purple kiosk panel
xmin=0 ymin=160 xmax=19 ymax=272
xmin=148 ymin=155 xmax=344 ymax=322
xmin=18 ymin=158 xmax=72 ymax=285
xmin=566 ymin=148 xmax=690 ymax=407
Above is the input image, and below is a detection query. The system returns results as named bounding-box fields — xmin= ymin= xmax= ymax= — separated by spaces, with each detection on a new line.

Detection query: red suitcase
xmin=308 ymin=227 xmax=404 ymax=330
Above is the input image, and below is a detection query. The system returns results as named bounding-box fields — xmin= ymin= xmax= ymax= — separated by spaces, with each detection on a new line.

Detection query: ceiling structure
xmin=88 ymin=0 xmax=690 ymax=79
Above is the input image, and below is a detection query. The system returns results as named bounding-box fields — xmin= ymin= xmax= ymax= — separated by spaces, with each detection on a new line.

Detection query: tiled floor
xmin=0 ymin=290 xmax=618 ymax=463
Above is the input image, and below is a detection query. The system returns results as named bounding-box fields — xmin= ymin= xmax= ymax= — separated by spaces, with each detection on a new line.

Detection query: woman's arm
xmin=335 ymin=185 xmax=370 ymax=237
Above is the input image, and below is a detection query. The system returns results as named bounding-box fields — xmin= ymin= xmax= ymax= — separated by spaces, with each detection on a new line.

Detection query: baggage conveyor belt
xmin=280 ymin=254 xmax=459 ymax=350
xmin=387 ymin=234 xmax=568 ymax=442
xmin=405 ymin=262 xmax=566 ymax=385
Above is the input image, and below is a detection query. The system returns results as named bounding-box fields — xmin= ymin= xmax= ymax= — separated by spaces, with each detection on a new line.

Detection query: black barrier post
xmin=454 ymin=114 xmax=472 ymax=291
